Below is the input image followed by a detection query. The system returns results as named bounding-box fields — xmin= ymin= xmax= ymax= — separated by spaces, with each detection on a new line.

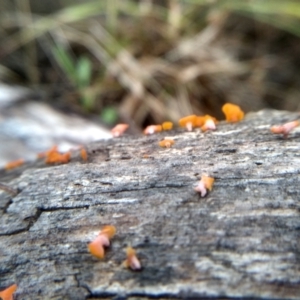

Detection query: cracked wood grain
xmin=0 ymin=109 xmax=300 ymax=299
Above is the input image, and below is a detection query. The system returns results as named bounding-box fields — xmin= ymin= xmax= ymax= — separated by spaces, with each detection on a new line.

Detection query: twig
xmin=0 ymin=182 xmax=18 ymax=196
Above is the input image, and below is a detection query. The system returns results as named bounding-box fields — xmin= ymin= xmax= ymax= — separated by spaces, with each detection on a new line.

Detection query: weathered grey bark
xmin=0 ymin=109 xmax=300 ymax=300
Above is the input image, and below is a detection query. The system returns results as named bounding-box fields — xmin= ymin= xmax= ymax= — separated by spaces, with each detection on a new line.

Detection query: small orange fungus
xmin=100 ymin=225 xmax=116 ymax=239
xmin=201 ymin=119 xmax=216 ymax=132
xmin=88 ymin=225 xmax=116 ymax=259
xmin=222 ymin=103 xmax=244 ymax=123
xmin=194 ymin=175 xmax=215 ymax=197
xmin=5 ymin=159 xmax=24 ymax=171
xmin=162 ymin=122 xmax=173 ymax=131
xmin=158 ymin=139 xmax=175 ymax=148
xmin=179 ymin=115 xmax=197 ymax=131
xmin=195 ymin=115 xmax=217 ymax=127
xmin=195 ymin=116 xmax=205 ymax=128
xmin=270 ymin=120 xmax=299 ymax=138
xmin=201 ymin=115 xmax=218 ymax=132
xmin=0 ymin=284 xmax=17 ymax=300
xmin=60 ymin=152 xmax=71 ymax=164
xmin=143 ymin=125 xmax=162 ymax=135
xmin=124 ymin=246 xmax=141 ymax=270
xmin=111 ymin=124 xmax=129 ymax=137
xmin=80 ymin=148 xmax=88 ymax=162
xmin=38 ymin=146 xmax=71 ymax=164
xmin=45 ymin=150 xmax=71 ymax=164
xmin=37 ymin=145 xmax=58 ymax=158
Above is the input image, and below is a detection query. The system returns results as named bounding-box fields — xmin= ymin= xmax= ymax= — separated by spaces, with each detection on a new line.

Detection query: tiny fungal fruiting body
xmin=270 ymin=120 xmax=299 ymax=138
xmin=0 ymin=283 xmax=17 ymax=300
xmin=222 ymin=103 xmax=244 ymax=123
xmin=37 ymin=145 xmax=58 ymax=158
xmin=143 ymin=125 xmax=162 ymax=135
xmin=158 ymin=138 xmax=175 ymax=148
xmin=179 ymin=115 xmax=197 ymax=131
xmin=45 ymin=150 xmax=71 ymax=164
xmin=88 ymin=225 xmax=116 ymax=259
xmin=123 ymin=246 xmax=141 ymax=271
xmin=162 ymin=122 xmax=173 ymax=131
xmin=200 ymin=115 xmax=218 ymax=132
xmin=40 ymin=146 xmax=71 ymax=164
xmin=195 ymin=115 xmax=217 ymax=128
xmin=111 ymin=124 xmax=129 ymax=137
xmin=194 ymin=175 xmax=215 ymax=197
xmin=201 ymin=119 xmax=216 ymax=132
xmin=4 ymin=159 xmax=24 ymax=171
xmin=195 ymin=116 xmax=205 ymax=128
xmin=80 ymin=148 xmax=88 ymax=162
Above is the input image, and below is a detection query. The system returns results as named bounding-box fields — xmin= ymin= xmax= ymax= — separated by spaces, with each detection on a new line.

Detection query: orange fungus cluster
xmin=178 ymin=114 xmax=218 ymax=132
xmin=37 ymin=145 xmax=88 ymax=164
xmin=87 ymin=225 xmax=142 ymax=271
xmin=140 ymin=103 xmax=243 ymax=135
xmin=42 ymin=146 xmax=71 ymax=164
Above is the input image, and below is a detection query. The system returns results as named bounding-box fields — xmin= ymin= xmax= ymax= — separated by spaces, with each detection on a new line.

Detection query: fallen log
xmin=0 ymin=109 xmax=300 ymax=299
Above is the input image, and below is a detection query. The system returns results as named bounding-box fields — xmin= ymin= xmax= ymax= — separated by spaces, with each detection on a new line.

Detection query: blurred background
xmin=1 ymin=0 xmax=300 ymax=166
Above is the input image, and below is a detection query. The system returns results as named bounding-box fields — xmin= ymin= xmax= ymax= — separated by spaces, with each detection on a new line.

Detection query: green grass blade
xmin=52 ymin=46 xmax=76 ymax=84
xmin=76 ymin=56 xmax=92 ymax=88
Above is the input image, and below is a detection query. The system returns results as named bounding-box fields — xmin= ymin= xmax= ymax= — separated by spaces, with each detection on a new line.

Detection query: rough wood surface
xmin=0 ymin=109 xmax=300 ymax=300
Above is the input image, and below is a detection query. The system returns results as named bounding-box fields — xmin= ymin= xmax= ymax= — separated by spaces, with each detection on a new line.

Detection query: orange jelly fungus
xmin=80 ymin=148 xmax=88 ymax=162
xmin=0 ymin=284 xmax=17 ymax=300
xmin=194 ymin=175 xmax=215 ymax=197
xmin=37 ymin=145 xmax=58 ymax=158
xmin=222 ymin=103 xmax=244 ymax=123
xmin=111 ymin=124 xmax=129 ymax=137
xmin=5 ymin=159 xmax=24 ymax=171
xmin=162 ymin=122 xmax=173 ymax=131
xmin=270 ymin=120 xmax=299 ymax=138
xmin=158 ymin=139 xmax=175 ymax=148
xmin=195 ymin=115 xmax=217 ymax=127
xmin=38 ymin=146 xmax=71 ymax=164
xmin=195 ymin=116 xmax=205 ymax=128
xmin=88 ymin=225 xmax=116 ymax=259
xmin=124 ymin=246 xmax=141 ymax=270
xmin=200 ymin=115 xmax=218 ymax=132
xmin=143 ymin=125 xmax=162 ymax=135
xmin=201 ymin=119 xmax=216 ymax=132
xmin=45 ymin=150 xmax=71 ymax=164
xmin=179 ymin=115 xmax=197 ymax=131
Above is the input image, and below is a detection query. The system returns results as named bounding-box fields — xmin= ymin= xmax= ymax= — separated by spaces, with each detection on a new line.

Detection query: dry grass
xmin=1 ymin=0 xmax=300 ymax=129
